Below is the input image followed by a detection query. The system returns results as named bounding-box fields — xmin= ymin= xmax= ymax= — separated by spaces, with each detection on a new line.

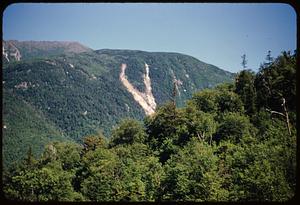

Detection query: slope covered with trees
xmin=3 ymin=51 xmax=296 ymax=202
xmin=3 ymin=44 xmax=233 ymax=168
xmin=2 ymin=90 xmax=71 ymax=169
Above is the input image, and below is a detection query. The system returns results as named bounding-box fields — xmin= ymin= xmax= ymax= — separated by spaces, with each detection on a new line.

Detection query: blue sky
xmin=3 ymin=3 xmax=296 ymax=73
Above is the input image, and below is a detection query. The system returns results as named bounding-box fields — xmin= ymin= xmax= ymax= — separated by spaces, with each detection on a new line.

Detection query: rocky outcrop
xmin=3 ymin=41 xmax=22 ymax=62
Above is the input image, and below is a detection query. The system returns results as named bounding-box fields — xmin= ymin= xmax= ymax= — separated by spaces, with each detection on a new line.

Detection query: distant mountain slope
xmin=94 ymin=49 xmax=233 ymax=107
xmin=2 ymin=40 xmax=92 ymax=63
xmin=2 ymin=90 xmax=71 ymax=169
xmin=3 ymin=55 xmax=146 ymax=142
xmin=2 ymin=42 xmax=234 ymax=168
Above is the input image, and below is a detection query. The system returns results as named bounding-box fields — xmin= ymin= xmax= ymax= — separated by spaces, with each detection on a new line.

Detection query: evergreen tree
xmin=265 ymin=50 xmax=273 ymax=65
xmin=241 ymin=54 xmax=247 ymax=69
xmin=235 ymin=70 xmax=256 ymax=115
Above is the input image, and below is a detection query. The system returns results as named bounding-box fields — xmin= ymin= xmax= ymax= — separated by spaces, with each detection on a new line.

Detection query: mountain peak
xmin=3 ymin=40 xmax=92 ymax=62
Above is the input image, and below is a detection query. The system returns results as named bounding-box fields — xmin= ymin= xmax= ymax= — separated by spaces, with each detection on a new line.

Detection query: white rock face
xmin=45 ymin=60 xmax=56 ymax=66
xmin=90 ymin=74 xmax=97 ymax=80
xmin=143 ymin=63 xmax=157 ymax=111
xmin=3 ymin=41 xmax=22 ymax=61
xmin=125 ymin=103 xmax=130 ymax=112
xmin=3 ymin=46 xmax=9 ymax=62
xmin=15 ymin=82 xmax=29 ymax=89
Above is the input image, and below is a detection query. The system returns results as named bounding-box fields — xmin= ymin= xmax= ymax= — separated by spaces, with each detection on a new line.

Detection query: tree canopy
xmin=3 ymin=51 xmax=296 ymax=202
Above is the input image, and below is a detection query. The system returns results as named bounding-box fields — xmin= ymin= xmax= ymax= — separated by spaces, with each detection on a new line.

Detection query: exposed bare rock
xmin=45 ymin=60 xmax=57 ymax=66
xmin=143 ymin=63 xmax=157 ymax=111
xmin=15 ymin=82 xmax=28 ymax=89
xmin=3 ymin=41 xmax=22 ymax=62
xmin=3 ymin=45 xmax=10 ymax=62
xmin=120 ymin=63 xmax=157 ymax=115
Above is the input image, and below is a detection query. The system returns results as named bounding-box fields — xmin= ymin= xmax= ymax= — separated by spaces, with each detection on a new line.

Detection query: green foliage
xmin=214 ymin=113 xmax=255 ymax=143
xmin=219 ymin=114 xmax=295 ymax=201
xmin=52 ymin=142 xmax=82 ymax=171
xmin=191 ymin=89 xmax=218 ymax=113
xmin=82 ymin=131 xmax=107 ymax=152
xmin=24 ymin=147 xmax=37 ymax=167
xmin=235 ymin=70 xmax=256 ymax=115
xmin=3 ymin=48 xmax=233 ymax=167
xmin=79 ymin=143 xmax=164 ymax=201
xmin=184 ymin=105 xmax=217 ymax=144
xmin=3 ymin=159 xmax=84 ymax=201
xmin=144 ymin=102 xmax=190 ymax=162
xmin=255 ymin=51 xmax=296 ymax=112
xmin=80 ymin=147 xmax=120 ymax=201
xmin=110 ymin=119 xmax=146 ymax=147
xmin=215 ymin=90 xmax=244 ymax=113
xmin=111 ymin=144 xmax=164 ymax=201
xmin=191 ymin=86 xmax=244 ymax=114
xmin=3 ymin=50 xmax=296 ymax=202
xmin=216 ymin=129 xmax=295 ymax=201
xmin=2 ymin=90 xmax=70 ymax=169
xmin=161 ymin=139 xmax=228 ymax=201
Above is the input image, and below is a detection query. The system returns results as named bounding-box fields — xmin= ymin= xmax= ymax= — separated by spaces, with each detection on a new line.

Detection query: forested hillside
xmin=3 ymin=42 xmax=233 ymax=168
xmin=3 ymin=51 xmax=296 ymax=202
xmin=2 ymin=90 xmax=71 ymax=168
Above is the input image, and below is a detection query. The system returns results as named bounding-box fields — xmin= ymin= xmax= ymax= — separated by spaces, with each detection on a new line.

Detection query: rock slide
xmin=120 ymin=63 xmax=157 ymax=115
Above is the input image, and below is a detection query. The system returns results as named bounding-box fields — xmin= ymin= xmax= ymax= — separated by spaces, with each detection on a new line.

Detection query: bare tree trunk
xmin=197 ymin=132 xmax=201 ymax=141
xmin=197 ymin=132 xmax=205 ymax=141
xmin=172 ymin=81 xmax=177 ymax=108
xmin=266 ymin=108 xmax=285 ymax=117
xmin=282 ymin=98 xmax=291 ymax=136
xmin=265 ymin=97 xmax=291 ymax=136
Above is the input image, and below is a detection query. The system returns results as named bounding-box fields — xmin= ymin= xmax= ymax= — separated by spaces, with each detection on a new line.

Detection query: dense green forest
xmin=3 ymin=47 xmax=233 ymax=169
xmin=3 ymin=51 xmax=296 ymax=201
xmin=2 ymin=90 xmax=71 ymax=167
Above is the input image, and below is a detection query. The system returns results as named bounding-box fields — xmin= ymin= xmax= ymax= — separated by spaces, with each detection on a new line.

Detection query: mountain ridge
xmin=2 ymin=40 xmax=234 ymax=168
xmin=3 ymin=40 xmax=92 ymax=63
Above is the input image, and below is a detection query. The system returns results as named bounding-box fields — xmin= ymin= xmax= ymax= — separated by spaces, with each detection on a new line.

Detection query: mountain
xmin=2 ymin=40 xmax=92 ymax=63
xmin=3 ymin=89 xmax=72 ymax=168
xmin=2 ymin=40 xmax=234 ymax=168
